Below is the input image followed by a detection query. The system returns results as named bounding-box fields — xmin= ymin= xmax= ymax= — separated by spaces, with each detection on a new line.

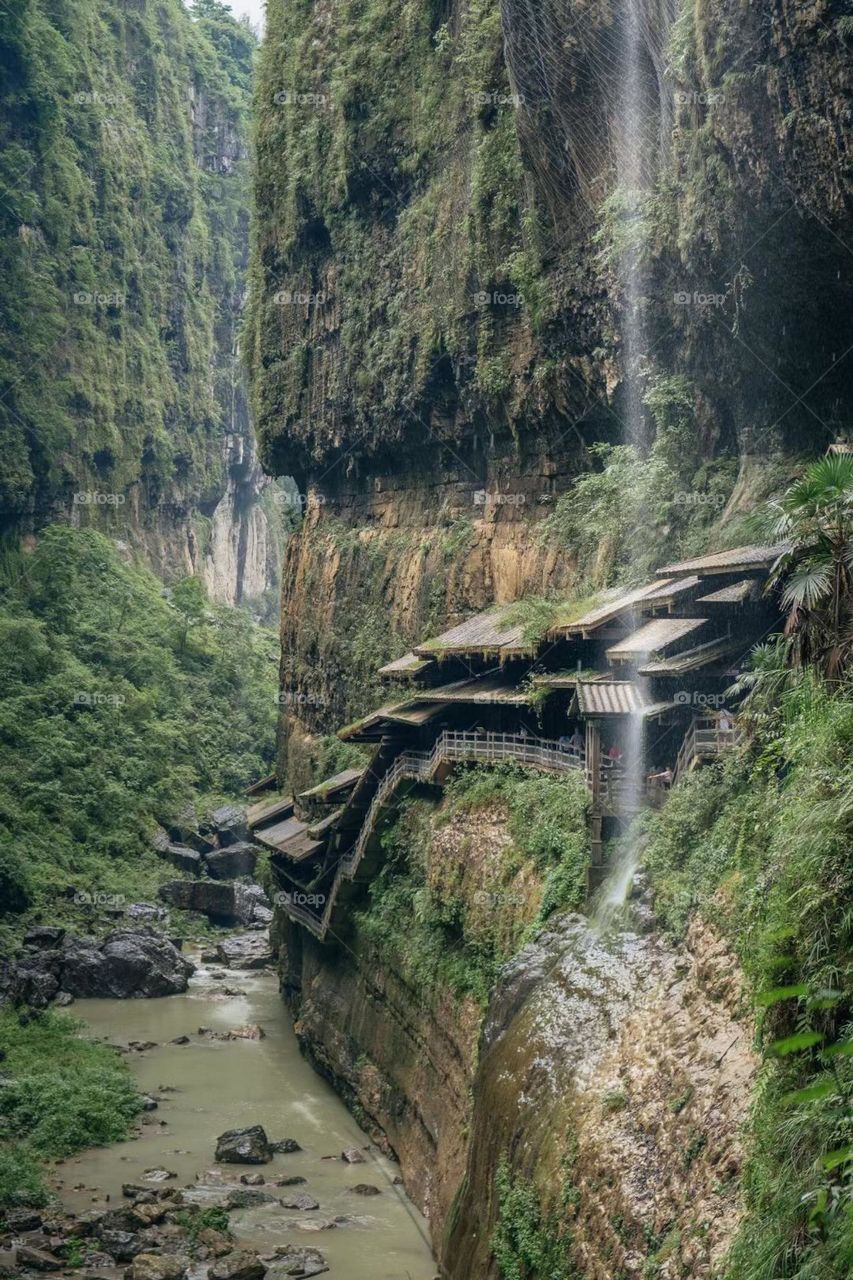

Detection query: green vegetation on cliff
xmin=0 ymin=527 xmax=277 ymax=930
xmin=0 ymin=0 xmax=255 ymax=515
xmin=247 ymin=0 xmax=544 ymax=470
xmin=643 ymin=679 xmax=853 ymax=1275
xmin=356 ymin=765 xmax=589 ymax=1004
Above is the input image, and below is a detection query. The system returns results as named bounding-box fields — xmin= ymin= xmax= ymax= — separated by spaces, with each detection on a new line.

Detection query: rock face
xmin=249 ymin=0 xmax=853 ymax=754
xmin=215 ymin=934 xmax=274 ymax=969
xmin=204 ymin=844 xmax=259 ymax=880
xmin=0 ymin=929 xmax=194 ymax=1006
xmin=281 ymin=809 xmax=757 ymax=1279
xmin=158 ymin=880 xmax=269 ymax=927
xmin=215 ymin=1126 xmax=273 ymax=1164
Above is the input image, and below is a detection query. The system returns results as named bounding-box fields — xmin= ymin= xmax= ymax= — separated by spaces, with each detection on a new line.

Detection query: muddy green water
xmin=55 ymin=953 xmax=435 ymax=1280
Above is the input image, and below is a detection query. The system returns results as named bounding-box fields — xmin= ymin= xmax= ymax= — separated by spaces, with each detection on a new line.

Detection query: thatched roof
xmin=607 ymin=617 xmax=707 ymax=663
xmin=657 ymin=544 xmax=786 ymax=578
xmin=414 ymin=607 xmax=535 ymax=658
xmin=553 ymin=581 xmax=673 ymax=637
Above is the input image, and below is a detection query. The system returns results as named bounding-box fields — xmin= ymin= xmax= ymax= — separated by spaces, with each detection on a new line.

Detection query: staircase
xmin=674 ymin=715 xmax=743 ymax=783
xmin=279 ymin=730 xmax=602 ymax=939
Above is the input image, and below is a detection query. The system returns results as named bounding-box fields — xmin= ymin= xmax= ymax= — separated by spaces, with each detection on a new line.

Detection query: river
xmin=55 ymin=951 xmax=436 ymax=1280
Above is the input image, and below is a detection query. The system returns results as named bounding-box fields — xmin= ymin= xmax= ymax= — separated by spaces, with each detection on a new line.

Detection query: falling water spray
xmin=593 ymin=0 xmax=656 ymax=929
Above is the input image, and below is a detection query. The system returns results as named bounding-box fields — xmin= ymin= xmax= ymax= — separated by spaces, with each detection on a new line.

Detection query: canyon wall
xmin=250 ymin=0 xmax=852 ymax=731
xmin=277 ymin=797 xmax=757 ymax=1279
xmin=0 ymin=0 xmax=284 ymax=604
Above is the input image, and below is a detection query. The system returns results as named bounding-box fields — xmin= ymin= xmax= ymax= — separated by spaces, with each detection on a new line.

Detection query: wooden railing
xmin=674 ymin=716 xmax=742 ymax=783
xmin=280 ymin=731 xmax=624 ymax=939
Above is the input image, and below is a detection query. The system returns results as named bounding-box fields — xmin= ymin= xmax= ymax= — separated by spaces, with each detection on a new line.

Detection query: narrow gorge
xmin=1 ymin=1 xmax=852 ymax=1280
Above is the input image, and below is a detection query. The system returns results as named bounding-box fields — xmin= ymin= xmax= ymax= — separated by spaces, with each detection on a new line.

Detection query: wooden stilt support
xmin=586 ymin=720 xmax=605 ymax=890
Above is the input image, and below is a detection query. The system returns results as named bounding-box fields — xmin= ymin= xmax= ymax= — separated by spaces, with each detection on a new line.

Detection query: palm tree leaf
xmin=781 ymin=562 xmax=833 ymax=611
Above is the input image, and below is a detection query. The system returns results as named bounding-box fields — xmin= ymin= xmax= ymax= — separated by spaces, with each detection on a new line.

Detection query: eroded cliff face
xmin=277 ymin=801 xmax=757 ymax=1276
xmin=1 ymin=0 xmax=283 ymax=605
xmin=250 ymin=0 xmax=851 ymax=729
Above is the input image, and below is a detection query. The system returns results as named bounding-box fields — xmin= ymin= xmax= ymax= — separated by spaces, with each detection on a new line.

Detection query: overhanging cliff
xmin=249 ymin=0 xmax=852 ymax=731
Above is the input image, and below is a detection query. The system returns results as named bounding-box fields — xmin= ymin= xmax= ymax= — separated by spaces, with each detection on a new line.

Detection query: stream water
xmin=55 ymin=952 xmax=435 ymax=1280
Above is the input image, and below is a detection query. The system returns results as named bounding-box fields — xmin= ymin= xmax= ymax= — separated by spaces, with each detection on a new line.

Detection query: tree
xmin=768 ymin=455 xmax=853 ymax=679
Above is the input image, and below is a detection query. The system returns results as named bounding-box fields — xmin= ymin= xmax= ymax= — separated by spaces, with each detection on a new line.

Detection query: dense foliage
xmin=0 ymin=0 xmax=255 ymax=514
xmin=356 ymin=765 xmax=589 ymax=1004
xmin=642 ymin=675 xmax=853 ymax=1277
xmin=0 ymin=527 xmax=278 ymax=927
xmin=0 ymin=1009 xmax=140 ymax=1210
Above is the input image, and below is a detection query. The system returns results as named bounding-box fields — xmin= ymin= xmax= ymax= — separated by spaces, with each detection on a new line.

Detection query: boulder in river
xmin=214 ymin=934 xmax=273 ymax=970
xmin=0 ymin=929 xmax=194 ymax=1006
xmin=15 ymin=1245 xmax=63 ymax=1271
xmin=269 ymin=1138 xmax=301 ymax=1154
xmin=126 ymin=1253 xmax=190 ymax=1280
xmin=204 ymin=845 xmax=259 ymax=881
xmin=266 ymin=1246 xmax=327 ymax=1278
xmin=349 ymin=1184 xmax=381 ymax=1196
xmin=239 ymin=1173 xmax=265 ymax=1186
xmin=279 ymin=1194 xmax=319 ymax=1212
xmin=158 ymin=881 xmax=262 ymax=928
xmin=224 ymin=1189 xmax=276 ymax=1209
xmin=208 ymin=1251 xmax=266 ymax=1280
xmin=340 ymin=1148 xmax=366 ymax=1165
xmin=62 ymin=930 xmax=194 ymax=998
xmin=214 ymin=1125 xmax=272 ymax=1164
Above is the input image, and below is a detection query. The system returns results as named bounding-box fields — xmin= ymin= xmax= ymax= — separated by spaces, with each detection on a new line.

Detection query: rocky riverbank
xmin=0 ymin=947 xmax=435 ymax=1280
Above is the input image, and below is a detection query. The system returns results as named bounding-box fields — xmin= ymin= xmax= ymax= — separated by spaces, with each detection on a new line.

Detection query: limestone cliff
xmin=249 ymin=0 xmax=852 ymax=729
xmin=277 ymin=798 xmax=757 ymax=1279
xmin=0 ymin=0 xmax=284 ymax=605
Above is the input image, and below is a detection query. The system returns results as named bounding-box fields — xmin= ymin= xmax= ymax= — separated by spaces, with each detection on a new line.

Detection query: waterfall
xmin=592 ymin=666 xmax=650 ymax=933
xmin=615 ymin=0 xmax=652 ymax=454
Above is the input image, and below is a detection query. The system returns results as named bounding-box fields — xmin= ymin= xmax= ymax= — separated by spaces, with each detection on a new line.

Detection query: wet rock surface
xmin=0 ymin=929 xmax=195 ymax=1006
xmin=214 ymin=935 xmax=273 ymax=969
xmin=264 ymin=1246 xmax=327 ymax=1278
xmin=208 ymin=1251 xmax=266 ymax=1280
xmin=214 ymin=1126 xmax=272 ymax=1165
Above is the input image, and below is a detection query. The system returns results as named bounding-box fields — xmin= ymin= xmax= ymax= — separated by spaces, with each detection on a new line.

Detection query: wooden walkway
xmin=281 ymin=730 xmax=625 ymax=938
xmin=674 ymin=716 xmax=743 ymax=782
xmin=281 ymin=718 xmax=742 ymax=937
